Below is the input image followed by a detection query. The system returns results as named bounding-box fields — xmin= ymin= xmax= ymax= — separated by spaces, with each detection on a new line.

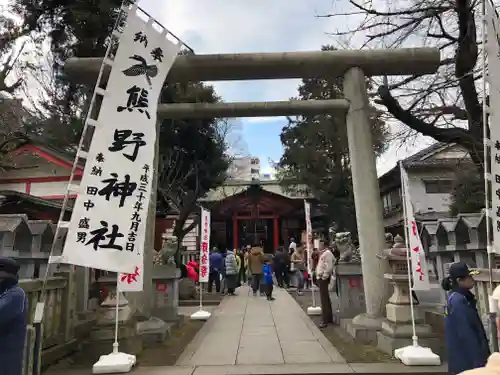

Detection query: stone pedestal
xmin=332 ymin=262 xmax=365 ymax=320
xmin=376 ymin=236 xmax=441 ymax=355
xmin=82 ymin=289 xmax=142 ymax=361
xmin=134 ymin=265 xmax=181 ymax=346
xmin=151 ymin=265 xmax=181 ymax=322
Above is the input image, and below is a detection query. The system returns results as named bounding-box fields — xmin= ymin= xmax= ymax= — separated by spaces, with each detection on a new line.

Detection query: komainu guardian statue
xmin=335 ymin=232 xmax=361 ymax=263
xmin=153 ymin=234 xmax=178 ymax=266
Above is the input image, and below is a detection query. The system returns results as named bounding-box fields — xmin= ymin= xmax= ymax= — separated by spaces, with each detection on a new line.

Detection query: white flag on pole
xmin=199 ymin=208 xmax=211 ymax=283
xmin=400 ymin=164 xmax=431 ymax=291
xmin=56 ymin=6 xmax=182 ymax=273
xmin=486 ymin=0 xmax=500 ymax=253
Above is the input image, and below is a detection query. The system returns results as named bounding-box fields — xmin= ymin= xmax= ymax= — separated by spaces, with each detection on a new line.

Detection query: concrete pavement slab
xmin=280 ymin=340 xmax=332 ymax=364
xmin=176 ymin=285 xmax=346 ymax=367
xmin=192 ymin=363 xmax=354 ymax=375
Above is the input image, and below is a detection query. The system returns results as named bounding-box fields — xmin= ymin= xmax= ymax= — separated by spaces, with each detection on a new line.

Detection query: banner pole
xmin=483 ymin=0 xmax=499 ymax=352
xmin=113 ymin=274 xmax=121 ymax=354
xmin=199 ymin=279 xmax=203 ymax=310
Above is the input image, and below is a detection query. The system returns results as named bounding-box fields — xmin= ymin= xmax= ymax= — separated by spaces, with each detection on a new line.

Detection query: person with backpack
xmin=443 ymin=262 xmax=489 ymax=375
xmin=248 ymin=243 xmax=265 ymax=296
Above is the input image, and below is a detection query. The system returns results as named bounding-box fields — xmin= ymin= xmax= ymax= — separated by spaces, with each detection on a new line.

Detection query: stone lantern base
xmin=81 ymin=285 xmax=143 ymax=361
xmin=376 ymin=274 xmax=442 ymax=356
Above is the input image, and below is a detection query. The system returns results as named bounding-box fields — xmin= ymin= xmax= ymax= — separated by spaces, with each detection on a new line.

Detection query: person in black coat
xmin=0 ymin=256 xmax=27 ymax=375
xmin=443 ymin=262 xmax=490 ymax=375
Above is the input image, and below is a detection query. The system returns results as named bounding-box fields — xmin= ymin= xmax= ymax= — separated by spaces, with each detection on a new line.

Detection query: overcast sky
xmin=2 ymin=0 xmax=435 ymax=176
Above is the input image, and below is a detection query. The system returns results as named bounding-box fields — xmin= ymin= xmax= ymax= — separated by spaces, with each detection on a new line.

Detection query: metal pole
xmin=483 ymin=0 xmax=499 ymax=351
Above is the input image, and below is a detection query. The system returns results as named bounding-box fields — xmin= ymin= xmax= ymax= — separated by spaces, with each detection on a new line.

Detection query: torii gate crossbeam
xmin=64 ymin=47 xmax=440 ymax=338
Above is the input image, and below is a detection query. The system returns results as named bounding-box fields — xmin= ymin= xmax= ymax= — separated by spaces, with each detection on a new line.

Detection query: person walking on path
xmin=315 ymin=246 xmax=335 ymax=328
xmin=224 ymin=250 xmax=239 ymax=295
xmin=234 ymin=249 xmax=242 ymax=287
xmin=263 ymin=259 xmax=275 ymax=301
xmin=273 ymin=247 xmax=288 ymax=288
xmin=0 ymin=256 xmax=27 ymax=375
xmin=443 ymin=262 xmax=489 ymax=375
xmin=288 ymin=237 xmax=297 ymax=255
xmin=208 ymin=248 xmax=223 ymax=293
xmin=237 ymin=248 xmax=246 ymax=285
xmin=248 ymin=244 xmax=264 ymax=296
xmin=291 ymin=246 xmax=306 ymax=295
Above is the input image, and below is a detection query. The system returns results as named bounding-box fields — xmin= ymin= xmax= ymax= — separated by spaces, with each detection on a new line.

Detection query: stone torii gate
xmin=64 ymin=48 xmax=440 ymax=335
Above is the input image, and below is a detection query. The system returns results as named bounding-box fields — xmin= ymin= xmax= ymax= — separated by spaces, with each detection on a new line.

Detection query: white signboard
xmin=118 ymin=264 xmax=144 ymax=292
xmin=56 ymin=6 xmax=181 ymax=273
xmin=304 ymin=200 xmax=313 ymax=273
xmin=487 ymin=1 xmax=500 ymax=254
xmin=199 ymin=208 xmax=211 ymax=282
xmin=401 ymin=164 xmax=431 ymax=290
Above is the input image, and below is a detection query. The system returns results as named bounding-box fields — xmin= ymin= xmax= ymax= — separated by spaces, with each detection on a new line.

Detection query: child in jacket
xmin=263 ymin=261 xmax=275 ymax=301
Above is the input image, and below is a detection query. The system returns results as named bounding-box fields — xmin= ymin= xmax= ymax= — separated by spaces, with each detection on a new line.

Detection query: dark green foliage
xmin=158 ymin=82 xmax=229 ymax=245
xmin=449 ymin=166 xmax=485 ymax=216
xmin=278 ymin=45 xmax=388 ymax=233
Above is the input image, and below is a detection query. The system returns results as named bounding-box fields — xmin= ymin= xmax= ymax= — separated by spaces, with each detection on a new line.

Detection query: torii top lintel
xmin=64 ymin=48 xmax=440 ymax=85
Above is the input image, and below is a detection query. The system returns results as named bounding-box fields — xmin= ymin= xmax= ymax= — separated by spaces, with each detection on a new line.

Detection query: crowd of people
xmin=204 ymin=238 xmax=339 ymax=328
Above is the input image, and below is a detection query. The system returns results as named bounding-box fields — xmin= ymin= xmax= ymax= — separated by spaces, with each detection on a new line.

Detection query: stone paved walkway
xmin=177 ymin=285 xmax=345 ymax=366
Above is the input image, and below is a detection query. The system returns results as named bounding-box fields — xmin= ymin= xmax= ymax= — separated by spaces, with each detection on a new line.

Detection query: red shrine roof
xmin=13 ymin=142 xmax=85 ymax=173
xmin=210 ymin=185 xmax=302 ymax=217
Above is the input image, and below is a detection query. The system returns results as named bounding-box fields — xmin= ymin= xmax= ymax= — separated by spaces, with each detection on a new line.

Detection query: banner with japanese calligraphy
xmin=118 ymin=264 xmax=143 ymax=292
xmin=400 ymin=163 xmax=431 ymax=291
xmin=304 ymin=200 xmax=313 ymax=274
xmin=199 ymin=208 xmax=211 ymax=283
xmin=57 ymin=6 xmax=182 ymax=273
xmin=487 ymin=0 xmax=500 ymax=254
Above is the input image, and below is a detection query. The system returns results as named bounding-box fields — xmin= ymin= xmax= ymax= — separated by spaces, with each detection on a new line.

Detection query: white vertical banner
xmin=118 ymin=264 xmax=144 ymax=292
xmin=199 ymin=208 xmax=211 ymax=283
xmin=56 ymin=6 xmax=182 ymax=273
xmin=487 ymin=1 xmax=500 ymax=254
xmin=304 ymin=200 xmax=313 ymax=273
xmin=400 ymin=164 xmax=431 ymax=291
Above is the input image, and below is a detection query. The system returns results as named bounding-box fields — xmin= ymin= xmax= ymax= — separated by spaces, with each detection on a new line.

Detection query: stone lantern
xmin=376 ymin=235 xmax=440 ymax=355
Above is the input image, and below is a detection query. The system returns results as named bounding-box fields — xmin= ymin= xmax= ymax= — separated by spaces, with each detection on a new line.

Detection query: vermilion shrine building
xmin=201 ymin=180 xmax=317 ymax=252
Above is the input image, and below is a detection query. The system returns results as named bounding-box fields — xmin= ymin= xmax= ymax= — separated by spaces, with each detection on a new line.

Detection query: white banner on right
xmin=487 ymin=0 xmax=500 ymax=253
xmin=400 ymin=163 xmax=431 ymax=291
xmin=199 ymin=208 xmax=211 ymax=283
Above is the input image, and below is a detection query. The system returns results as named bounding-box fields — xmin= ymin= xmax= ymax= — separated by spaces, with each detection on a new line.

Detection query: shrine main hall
xmin=201 ymin=179 xmax=321 ymax=252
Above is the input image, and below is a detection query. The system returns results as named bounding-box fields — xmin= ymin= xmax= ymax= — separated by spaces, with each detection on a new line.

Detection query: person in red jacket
xmin=186 ymin=260 xmax=199 ymax=282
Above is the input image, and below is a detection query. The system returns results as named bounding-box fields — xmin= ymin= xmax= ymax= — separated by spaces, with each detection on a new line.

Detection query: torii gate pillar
xmin=344 ymin=67 xmax=387 ymax=331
